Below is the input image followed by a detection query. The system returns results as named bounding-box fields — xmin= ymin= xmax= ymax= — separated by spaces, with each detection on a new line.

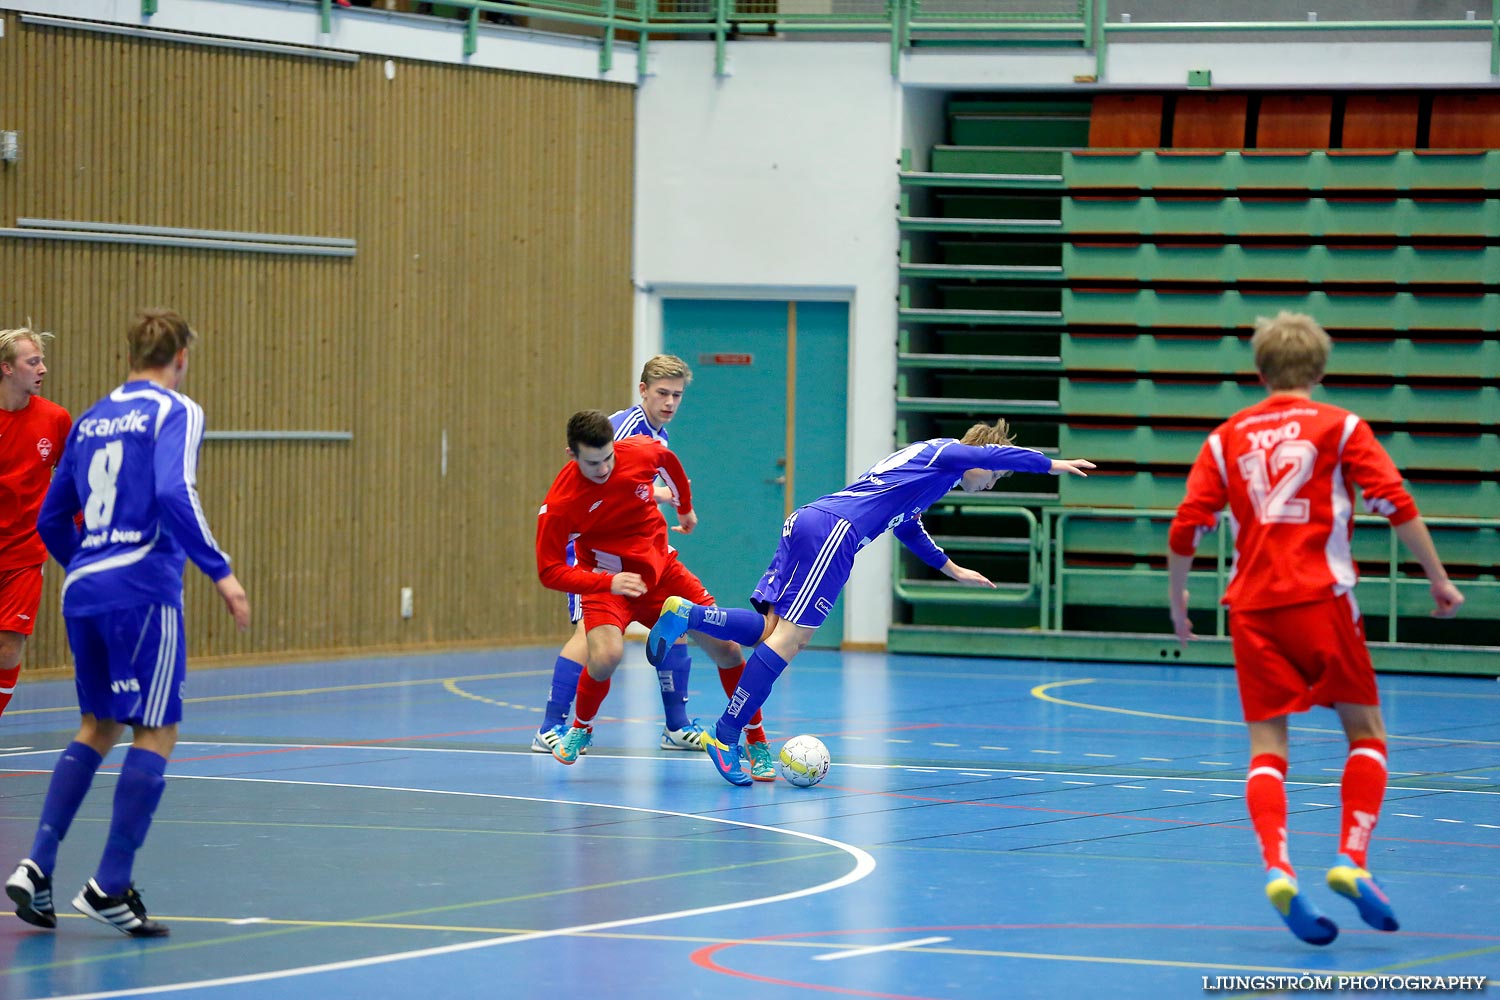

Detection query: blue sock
xmin=658 ymin=644 xmax=692 ymax=731
xmin=542 ymin=655 xmax=585 ymax=730
xmin=30 ymin=741 xmax=104 ymax=873
xmin=95 ymin=748 xmax=168 ymax=897
xmin=686 ymin=605 xmax=766 ymax=646
xmin=715 ymin=644 xmax=788 ymax=745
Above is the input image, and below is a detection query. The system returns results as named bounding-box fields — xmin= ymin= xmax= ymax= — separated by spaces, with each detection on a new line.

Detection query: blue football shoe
xmin=647 ymin=596 xmax=694 ymax=667
xmin=704 ymin=732 xmax=752 ymax=787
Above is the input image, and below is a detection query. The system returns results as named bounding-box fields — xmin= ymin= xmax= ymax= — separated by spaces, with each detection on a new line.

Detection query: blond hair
xmin=1252 ymin=311 xmax=1331 ymax=391
xmin=640 ymin=354 xmax=692 ymax=386
xmin=959 ymin=418 xmax=1015 ymax=448
xmin=0 ymin=325 xmax=53 ymax=368
xmin=128 ymin=308 xmax=197 ymax=371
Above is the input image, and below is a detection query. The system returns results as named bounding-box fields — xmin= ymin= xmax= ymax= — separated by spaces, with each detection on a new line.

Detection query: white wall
xmin=633 ymin=41 xmax=902 ymax=646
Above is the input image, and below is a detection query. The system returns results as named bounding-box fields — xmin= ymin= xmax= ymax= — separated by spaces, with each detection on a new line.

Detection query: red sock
xmin=573 ymin=670 xmax=611 ymax=727
xmin=1340 ymin=738 xmax=1387 ymax=869
xmin=1246 ymin=753 xmax=1292 ymax=878
xmin=0 ymin=663 xmax=19 ymax=719
xmin=718 ymin=662 xmax=765 ymax=739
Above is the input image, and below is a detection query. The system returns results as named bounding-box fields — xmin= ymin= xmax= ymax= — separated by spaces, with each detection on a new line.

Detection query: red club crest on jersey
xmin=36 ymin=437 xmax=53 ymax=460
xmin=635 ymin=483 xmax=651 ymax=502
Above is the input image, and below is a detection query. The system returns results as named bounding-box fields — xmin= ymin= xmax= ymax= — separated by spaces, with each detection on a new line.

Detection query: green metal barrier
xmin=1046 ymin=507 xmax=1500 ymax=644
xmin=303 ymin=1 xmax=1499 ymax=79
xmin=886 ymin=500 xmax=1499 ymax=671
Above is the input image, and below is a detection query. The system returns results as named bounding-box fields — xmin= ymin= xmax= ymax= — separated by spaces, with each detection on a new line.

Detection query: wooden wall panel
xmin=1 ymin=14 xmax=633 ymax=672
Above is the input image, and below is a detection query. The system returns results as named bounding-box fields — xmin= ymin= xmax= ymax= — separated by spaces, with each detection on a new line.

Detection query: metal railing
xmin=282 ymin=0 xmax=1500 ymax=78
xmin=896 ymin=504 xmax=1499 ymax=652
xmin=1044 ymin=508 xmax=1500 ymax=645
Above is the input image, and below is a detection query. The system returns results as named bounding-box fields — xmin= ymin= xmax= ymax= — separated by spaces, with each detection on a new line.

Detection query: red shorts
xmin=0 ymin=565 xmax=45 ymax=636
xmin=581 ymin=554 xmax=716 ymax=634
xmin=1230 ymin=593 xmax=1378 ymax=723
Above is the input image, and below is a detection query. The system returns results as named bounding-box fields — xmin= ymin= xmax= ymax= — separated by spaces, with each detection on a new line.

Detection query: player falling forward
xmin=646 ymin=419 xmax=1094 ymax=786
xmin=535 ymin=410 xmax=775 ymax=777
xmin=1167 ymin=312 xmax=1464 ymax=946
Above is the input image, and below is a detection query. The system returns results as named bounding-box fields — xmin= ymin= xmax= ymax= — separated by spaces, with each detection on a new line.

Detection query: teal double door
xmin=662 ymin=298 xmax=849 ymax=648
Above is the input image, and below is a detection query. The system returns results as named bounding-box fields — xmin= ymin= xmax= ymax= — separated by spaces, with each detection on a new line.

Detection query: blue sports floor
xmin=2 ymin=645 xmax=1497 ymax=999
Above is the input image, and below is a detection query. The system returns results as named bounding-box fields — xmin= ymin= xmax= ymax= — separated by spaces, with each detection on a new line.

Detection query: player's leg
xmin=1232 ymin=606 xmax=1336 ymax=945
xmin=656 ymin=640 xmax=701 ymax=748
xmin=534 ymin=616 xmax=588 ymax=753
xmin=556 ymin=616 xmax=626 ymax=765
xmin=647 ymin=601 xmax=767 ymax=666
xmin=7 ymin=614 xmax=120 ymax=930
xmin=0 ymin=631 xmax=22 ymax=720
xmin=1327 ymin=700 xmax=1398 ymax=931
xmin=72 ymin=603 xmax=181 ymax=938
xmin=0 ymin=565 xmax=46 ymax=720
xmin=1248 ymin=716 xmax=1336 ymax=945
xmin=695 ymin=632 xmax=777 ymax=780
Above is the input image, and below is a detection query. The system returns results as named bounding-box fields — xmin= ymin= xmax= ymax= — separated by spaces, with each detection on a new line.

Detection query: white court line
xmin=813 ymin=936 xmax=951 ymax=962
xmin=26 ymin=771 xmax=877 ymax=1000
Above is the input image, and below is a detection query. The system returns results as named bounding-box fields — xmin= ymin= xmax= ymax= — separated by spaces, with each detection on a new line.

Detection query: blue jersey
xmin=37 ymin=380 xmax=232 ymax=616
xmin=811 ymin=438 xmax=1051 ymax=568
xmin=609 ymin=404 xmax=668 ymax=443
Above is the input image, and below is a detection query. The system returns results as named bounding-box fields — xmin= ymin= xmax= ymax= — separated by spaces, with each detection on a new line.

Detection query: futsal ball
xmin=777 ymin=735 xmax=831 ymax=787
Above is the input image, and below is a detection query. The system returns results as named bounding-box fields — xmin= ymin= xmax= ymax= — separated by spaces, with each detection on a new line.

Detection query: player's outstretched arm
xmin=1166 ymin=551 xmax=1196 ymax=647
xmin=1392 ymin=517 xmax=1465 ymax=619
xmin=939 ymin=559 xmax=996 ymax=589
xmin=1050 ymin=458 xmax=1095 ymax=477
xmin=215 ymin=573 xmax=251 ymax=631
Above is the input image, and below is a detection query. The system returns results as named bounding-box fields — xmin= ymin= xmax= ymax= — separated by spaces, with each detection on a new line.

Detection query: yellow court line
xmin=441 ymin=678 xmax=541 ymax=712
xmin=5 ymin=670 xmax=548 ymax=717
xmin=1031 ymin=679 xmax=1500 ymax=747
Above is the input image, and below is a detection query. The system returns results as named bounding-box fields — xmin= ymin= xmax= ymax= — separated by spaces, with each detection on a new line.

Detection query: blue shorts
xmin=750 ymin=507 xmax=856 ymax=629
xmin=67 ymin=603 xmax=187 ymax=728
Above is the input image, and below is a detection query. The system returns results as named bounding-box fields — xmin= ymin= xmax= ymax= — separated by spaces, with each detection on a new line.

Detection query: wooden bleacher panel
xmin=1255 ymin=94 xmax=1333 ymax=149
xmin=1172 ymin=93 xmax=1249 ymax=149
xmin=1087 ymin=94 xmax=1164 ymax=149
xmin=1341 ymin=94 xmax=1420 ymax=149
xmin=1429 ymin=93 xmax=1500 ymax=149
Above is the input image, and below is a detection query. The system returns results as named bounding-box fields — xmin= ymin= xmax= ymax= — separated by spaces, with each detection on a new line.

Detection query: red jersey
xmin=536 ymin=437 xmax=693 ymax=595
xmin=1169 ymin=394 xmax=1417 ymax=613
xmin=0 ymin=395 xmax=72 ymax=571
